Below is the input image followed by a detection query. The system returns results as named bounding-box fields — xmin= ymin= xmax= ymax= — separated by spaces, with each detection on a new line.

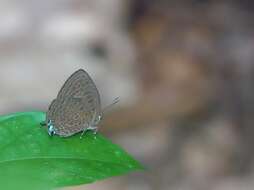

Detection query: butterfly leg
xmin=87 ymin=125 xmax=98 ymax=135
xmin=40 ymin=121 xmax=46 ymax=127
xmin=80 ymin=121 xmax=89 ymax=139
xmin=80 ymin=130 xmax=87 ymax=139
xmin=93 ymin=128 xmax=98 ymax=135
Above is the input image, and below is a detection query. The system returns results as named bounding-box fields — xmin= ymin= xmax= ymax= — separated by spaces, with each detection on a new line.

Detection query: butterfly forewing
xmin=46 ymin=69 xmax=102 ymax=137
xmin=46 ymin=99 xmax=56 ymax=123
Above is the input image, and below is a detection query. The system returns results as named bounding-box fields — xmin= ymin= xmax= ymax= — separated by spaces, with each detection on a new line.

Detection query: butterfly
xmin=43 ymin=69 xmax=103 ymax=137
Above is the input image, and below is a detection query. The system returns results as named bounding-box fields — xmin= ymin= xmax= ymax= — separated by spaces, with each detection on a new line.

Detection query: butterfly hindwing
xmin=46 ymin=69 xmax=102 ymax=137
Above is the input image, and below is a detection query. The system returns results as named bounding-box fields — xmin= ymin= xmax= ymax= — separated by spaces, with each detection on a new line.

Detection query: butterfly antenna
xmin=102 ymin=97 xmax=120 ymax=113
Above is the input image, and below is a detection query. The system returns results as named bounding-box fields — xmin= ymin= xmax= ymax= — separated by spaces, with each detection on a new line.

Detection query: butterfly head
xmin=47 ymin=120 xmax=56 ymax=136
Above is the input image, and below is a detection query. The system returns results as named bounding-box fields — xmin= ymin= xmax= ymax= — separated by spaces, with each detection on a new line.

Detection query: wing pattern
xmin=46 ymin=69 xmax=101 ymax=137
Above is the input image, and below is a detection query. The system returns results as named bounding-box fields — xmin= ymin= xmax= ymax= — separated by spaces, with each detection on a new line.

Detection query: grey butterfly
xmin=45 ymin=69 xmax=102 ymax=137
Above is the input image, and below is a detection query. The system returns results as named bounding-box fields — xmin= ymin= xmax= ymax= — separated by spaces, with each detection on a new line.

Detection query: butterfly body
xmin=45 ymin=69 xmax=102 ymax=137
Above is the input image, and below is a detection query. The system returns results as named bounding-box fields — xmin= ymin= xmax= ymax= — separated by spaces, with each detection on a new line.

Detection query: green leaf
xmin=0 ymin=112 xmax=143 ymax=190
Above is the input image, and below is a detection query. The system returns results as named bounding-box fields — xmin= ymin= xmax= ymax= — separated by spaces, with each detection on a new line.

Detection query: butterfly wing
xmin=50 ymin=98 xmax=92 ymax=136
xmin=58 ymin=69 xmax=101 ymax=120
xmin=46 ymin=99 xmax=57 ymax=124
xmin=46 ymin=69 xmax=102 ymax=137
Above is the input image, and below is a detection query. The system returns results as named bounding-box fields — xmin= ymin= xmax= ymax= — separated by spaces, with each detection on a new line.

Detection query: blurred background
xmin=1 ymin=0 xmax=254 ymax=189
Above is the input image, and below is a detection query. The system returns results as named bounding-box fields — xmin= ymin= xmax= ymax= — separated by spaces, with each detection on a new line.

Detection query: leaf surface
xmin=0 ymin=112 xmax=143 ymax=189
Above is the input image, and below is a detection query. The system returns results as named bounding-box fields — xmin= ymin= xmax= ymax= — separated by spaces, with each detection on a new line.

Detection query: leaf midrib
xmin=0 ymin=156 xmax=135 ymax=167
